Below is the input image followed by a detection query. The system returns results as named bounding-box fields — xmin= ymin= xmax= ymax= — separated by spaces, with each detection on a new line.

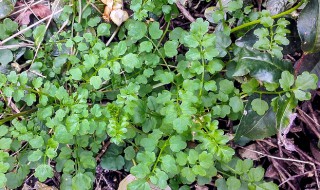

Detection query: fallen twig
xmin=240 ymin=145 xmax=320 ymax=189
xmin=96 ymin=140 xmax=111 ymax=161
xmin=175 ymin=1 xmax=195 ymax=22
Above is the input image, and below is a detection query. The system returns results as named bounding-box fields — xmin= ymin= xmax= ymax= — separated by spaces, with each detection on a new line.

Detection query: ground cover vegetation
xmin=0 ymin=0 xmax=319 ymax=189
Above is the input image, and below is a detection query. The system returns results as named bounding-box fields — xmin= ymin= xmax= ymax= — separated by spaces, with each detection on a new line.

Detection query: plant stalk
xmin=231 ymin=0 xmax=306 ymax=33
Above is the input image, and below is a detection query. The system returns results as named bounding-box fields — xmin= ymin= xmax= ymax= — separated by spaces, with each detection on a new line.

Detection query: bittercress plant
xmin=0 ymin=0 xmax=317 ymax=189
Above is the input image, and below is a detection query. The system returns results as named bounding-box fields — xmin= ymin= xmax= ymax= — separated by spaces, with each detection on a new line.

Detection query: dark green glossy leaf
xmin=297 ymin=0 xmax=320 ymax=53
xmin=235 ymin=96 xmax=277 ymax=140
xmin=233 ymin=47 xmax=293 ymax=82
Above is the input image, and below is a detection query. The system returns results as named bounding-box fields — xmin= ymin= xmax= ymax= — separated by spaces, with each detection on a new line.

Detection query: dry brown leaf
xmin=113 ymin=0 xmax=123 ymax=9
xmin=34 ymin=181 xmax=58 ymax=190
xmin=279 ymin=113 xmax=297 ymax=151
xmin=239 ymin=144 xmax=260 ymax=160
xmin=15 ymin=10 xmax=33 ymax=25
xmin=101 ymin=0 xmax=128 ymax=25
xmin=22 ymin=183 xmax=32 ymax=190
xmin=106 ymin=0 xmax=114 ymax=8
xmin=102 ymin=6 xmax=112 ymax=22
xmin=31 ymin=4 xmax=52 ymax=18
xmin=101 ymin=0 xmax=108 ymax=5
xmin=110 ymin=9 xmax=129 ymax=26
xmin=265 ymin=165 xmax=279 ymax=180
xmin=14 ymin=3 xmax=52 ymax=25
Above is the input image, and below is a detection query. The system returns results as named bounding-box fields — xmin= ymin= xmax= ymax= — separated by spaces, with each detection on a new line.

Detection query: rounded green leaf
xmin=295 ymin=71 xmax=318 ymax=90
xmin=101 ymin=155 xmax=125 ymax=170
xmin=130 ymin=164 xmax=150 ymax=178
xmin=149 ymin=22 xmax=163 ymax=40
xmin=279 ymin=71 xmax=294 ymax=91
xmin=0 ymin=173 xmax=7 ymax=188
xmin=28 ymin=149 xmax=43 ymax=162
xmin=97 ymin=23 xmax=111 ymax=37
xmin=0 ymin=138 xmax=12 ymax=150
xmin=251 ymin=98 xmax=269 ymax=115
xmin=72 ymin=172 xmax=92 ymax=190
xmin=226 ymin=176 xmax=241 ymax=190
xmin=169 ymin=136 xmax=187 ymax=152
xmin=248 ymin=167 xmax=265 ymax=182
xmin=0 ymin=1 xmax=15 ymax=19
xmin=0 ymin=49 xmax=13 ymax=66
xmin=229 ymin=96 xmax=244 ymax=113
xmin=90 ymin=76 xmax=102 ymax=89
xmin=69 ymin=68 xmax=82 ymax=80
xmin=0 ymin=125 xmax=8 ymax=137
xmin=98 ymin=68 xmax=111 ymax=80
xmin=34 ymin=164 xmax=54 ymax=182
xmin=29 ymin=136 xmax=44 ymax=148
xmin=164 ymin=40 xmax=178 ymax=58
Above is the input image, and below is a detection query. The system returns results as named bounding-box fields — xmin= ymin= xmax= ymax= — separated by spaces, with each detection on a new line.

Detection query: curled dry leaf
xmin=110 ymin=9 xmax=129 ymax=26
xmin=102 ymin=0 xmax=128 ymax=26
xmin=103 ymin=6 xmax=112 ymax=22
xmin=278 ymin=113 xmax=297 ymax=151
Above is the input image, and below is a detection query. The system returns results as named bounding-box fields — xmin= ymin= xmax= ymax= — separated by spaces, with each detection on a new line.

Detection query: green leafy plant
xmin=0 ymin=0 xmax=318 ymax=189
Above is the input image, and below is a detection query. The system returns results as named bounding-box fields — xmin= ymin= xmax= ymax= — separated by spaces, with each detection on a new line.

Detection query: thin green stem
xmin=155 ymin=21 xmax=171 ymax=51
xmin=218 ymin=0 xmax=223 ymax=10
xmin=223 ymin=164 xmax=239 ymax=175
xmin=199 ymin=47 xmax=205 ymax=97
xmin=231 ymin=0 xmax=306 ymax=33
xmin=217 ymin=169 xmax=232 ymax=177
xmin=252 ymin=90 xmax=287 ymax=95
xmin=150 ymin=138 xmax=170 ymax=175
xmin=145 ymin=36 xmax=170 ymax=71
xmin=24 ymin=87 xmax=51 ymax=97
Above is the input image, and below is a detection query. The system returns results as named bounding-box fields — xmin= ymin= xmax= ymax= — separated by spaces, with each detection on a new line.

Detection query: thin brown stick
xmin=95 ymin=140 xmax=111 ymax=161
xmin=295 ymin=146 xmax=320 ymax=166
xmin=23 ymin=0 xmax=41 ymax=21
xmin=106 ymin=26 xmax=120 ymax=46
xmin=240 ymin=146 xmax=320 ymax=189
xmin=279 ymin=169 xmax=320 ymax=186
xmin=0 ymin=43 xmax=34 ymax=50
xmin=308 ymin=103 xmax=320 ymax=128
xmin=297 ymin=108 xmax=320 ymax=139
xmin=176 ymin=1 xmax=195 ymax=22
xmin=257 ymin=142 xmax=296 ymax=189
